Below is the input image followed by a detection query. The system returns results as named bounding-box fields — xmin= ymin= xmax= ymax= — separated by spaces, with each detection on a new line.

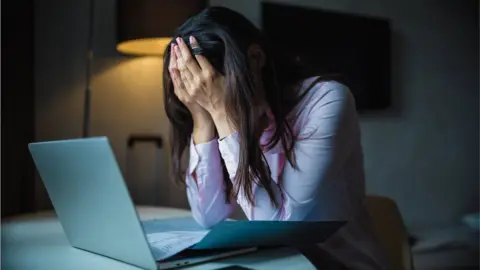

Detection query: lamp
xmin=82 ymin=0 xmax=206 ymax=137
xmin=116 ymin=0 xmax=206 ymax=56
xmin=115 ymin=1 xmax=207 ymax=205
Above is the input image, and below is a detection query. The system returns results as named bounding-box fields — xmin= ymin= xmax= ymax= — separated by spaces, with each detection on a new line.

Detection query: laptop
xmin=28 ymin=137 xmax=256 ymax=270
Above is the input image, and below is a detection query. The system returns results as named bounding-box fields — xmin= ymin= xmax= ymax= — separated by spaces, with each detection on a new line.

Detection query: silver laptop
xmin=28 ymin=137 xmax=255 ymax=270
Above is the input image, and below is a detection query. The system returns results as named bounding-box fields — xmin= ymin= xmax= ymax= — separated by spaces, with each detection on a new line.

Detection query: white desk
xmin=2 ymin=206 xmax=315 ymax=270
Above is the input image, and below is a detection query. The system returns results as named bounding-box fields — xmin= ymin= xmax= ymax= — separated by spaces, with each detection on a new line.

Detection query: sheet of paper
xmin=146 ymin=230 xmax=209 ymax=261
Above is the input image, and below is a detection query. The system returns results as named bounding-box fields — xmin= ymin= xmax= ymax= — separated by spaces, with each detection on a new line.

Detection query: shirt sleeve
xmin=186 ymin=137 xmax=237 ymax=228
xmin=218 ymin=83 xmax=357 ymax=221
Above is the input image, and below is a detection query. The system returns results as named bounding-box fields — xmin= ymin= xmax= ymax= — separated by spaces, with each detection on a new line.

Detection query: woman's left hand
xmin=173 ymin=36 xmax=226 ymax=118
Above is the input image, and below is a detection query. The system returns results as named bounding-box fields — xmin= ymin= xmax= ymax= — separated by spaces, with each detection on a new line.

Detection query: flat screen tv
xmin=262 ymin=3 xmax=392 ymax=111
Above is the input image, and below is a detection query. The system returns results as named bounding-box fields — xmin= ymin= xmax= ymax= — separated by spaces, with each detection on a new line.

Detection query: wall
xmin=35 ymin=0 xmax=187 ymax=210
xmin=35 ymin=0 xmax=478 ymax=229
xmin=2 ymin=0 xmax=36 ymax=217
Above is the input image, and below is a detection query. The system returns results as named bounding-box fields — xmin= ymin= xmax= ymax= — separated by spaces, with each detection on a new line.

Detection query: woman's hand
xmin=169 ymin=44 xmax=214 ymax=143
xmin=173 ymin=36 xmax=234 ymax=138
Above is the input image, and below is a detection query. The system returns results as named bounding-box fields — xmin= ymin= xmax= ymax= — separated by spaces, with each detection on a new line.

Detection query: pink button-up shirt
xmin=185 ymin=78 xmax=388 ymax=269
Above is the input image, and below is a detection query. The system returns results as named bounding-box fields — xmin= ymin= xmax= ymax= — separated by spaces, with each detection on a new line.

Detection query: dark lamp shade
xmin=116 ymin=0 xmax=206 ymax=56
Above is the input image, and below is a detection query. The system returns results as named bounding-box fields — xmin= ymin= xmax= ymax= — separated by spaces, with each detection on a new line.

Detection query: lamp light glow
xmin=116 ymin=0 xmax=206 ymax=56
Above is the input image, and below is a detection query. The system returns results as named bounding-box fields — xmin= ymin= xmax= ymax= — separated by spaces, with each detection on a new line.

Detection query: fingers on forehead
xmin=189 ymin=36 xmax=200 ymax=49
xmin=170 ymin=50 xmax=177 ymax=61
xmin=169 ymin=45 xmax=177 ymax=69
xmin=175 ymin=37 xmax=189 ymax=56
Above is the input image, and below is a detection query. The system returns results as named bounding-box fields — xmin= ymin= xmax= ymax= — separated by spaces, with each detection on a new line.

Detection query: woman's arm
xmin=212 ymin=83 xmax=357 ymax=221
xmin=186 ymin=137 xmax=237 ymax=228
xmin=169 ymin=41 xmax=236 ymax=227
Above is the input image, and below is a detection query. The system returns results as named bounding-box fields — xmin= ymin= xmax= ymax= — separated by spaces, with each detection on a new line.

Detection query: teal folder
xmin=142 ymin=217 xmax=345 ymax=250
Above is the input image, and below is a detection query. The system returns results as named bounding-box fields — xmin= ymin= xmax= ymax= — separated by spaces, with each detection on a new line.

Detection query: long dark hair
xmin=163 ymin=7 xmax=314 ymax=207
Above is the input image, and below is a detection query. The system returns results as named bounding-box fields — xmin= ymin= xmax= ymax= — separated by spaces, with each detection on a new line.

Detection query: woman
xmin=163 ymin=6 xmax=388 ymax=270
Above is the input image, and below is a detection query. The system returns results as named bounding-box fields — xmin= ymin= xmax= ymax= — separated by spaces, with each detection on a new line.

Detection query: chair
xmin=365 ymin=195 xmax=414 ymax=270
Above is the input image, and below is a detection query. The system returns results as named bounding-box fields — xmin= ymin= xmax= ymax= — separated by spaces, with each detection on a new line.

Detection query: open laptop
xmin=28 ymin=137 xmax=256 ymax=270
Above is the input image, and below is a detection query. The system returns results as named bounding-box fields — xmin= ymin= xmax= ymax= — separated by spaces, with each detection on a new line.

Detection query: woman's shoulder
xmin=298 ymin=76 xmax=354 ymax=109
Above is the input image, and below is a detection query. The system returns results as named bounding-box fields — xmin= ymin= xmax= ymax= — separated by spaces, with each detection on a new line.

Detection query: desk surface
xmin=2 ymin=206 xmax=315 ymax=270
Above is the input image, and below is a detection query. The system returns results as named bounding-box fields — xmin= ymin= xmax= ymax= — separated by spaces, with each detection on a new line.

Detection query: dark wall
xmin=1 ymin=1 xmax=36 ymax=217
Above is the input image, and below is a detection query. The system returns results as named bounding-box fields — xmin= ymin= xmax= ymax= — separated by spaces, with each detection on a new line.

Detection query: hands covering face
xmin=168 ymin=36 xmax=225 ymax=118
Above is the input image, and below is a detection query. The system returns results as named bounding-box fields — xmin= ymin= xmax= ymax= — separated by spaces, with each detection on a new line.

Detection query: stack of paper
xmin=141 ymin=217 xmax=346 ymax=261
xmin=146 ymin=230 xmax=210 ymax=261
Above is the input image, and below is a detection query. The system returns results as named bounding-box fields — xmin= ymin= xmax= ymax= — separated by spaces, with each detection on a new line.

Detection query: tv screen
xmin=261 ymin=3 xmax=391 ymax=111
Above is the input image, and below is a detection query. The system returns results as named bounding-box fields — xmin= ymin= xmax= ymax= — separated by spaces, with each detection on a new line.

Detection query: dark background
xmin=2 ymin=0 xmax=36 ymax=217
xmin=263 ymin=3 xmax=391 ymax=111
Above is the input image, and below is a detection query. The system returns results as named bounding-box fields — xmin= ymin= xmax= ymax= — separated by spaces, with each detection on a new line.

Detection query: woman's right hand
xmin=169 ymin=44 xmax=215 ymax=144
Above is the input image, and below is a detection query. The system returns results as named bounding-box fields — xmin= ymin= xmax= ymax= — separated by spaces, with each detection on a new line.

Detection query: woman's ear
xmin=247 ymin=44 xmax=266 ymax=70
